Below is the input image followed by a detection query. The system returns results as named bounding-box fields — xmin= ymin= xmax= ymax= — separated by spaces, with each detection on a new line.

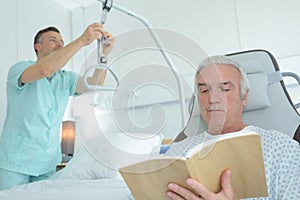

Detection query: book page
xmin=186 ymin=131 xmax=259 ymax=158
xmin=120 ymin=159 xmax=190 ymax=200
xmin=185 ymin=133 xmax=267 ymax=199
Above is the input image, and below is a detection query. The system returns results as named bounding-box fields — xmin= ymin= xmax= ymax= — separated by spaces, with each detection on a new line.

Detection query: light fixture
xmin=61 ymin=121 xmax=76 ymax=162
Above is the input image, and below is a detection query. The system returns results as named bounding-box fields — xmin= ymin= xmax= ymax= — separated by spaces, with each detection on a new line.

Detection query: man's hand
xmin=102 ymin=31 xmax=115 ymax=57
xmin=79 ymin=23 xmax=105 ymax=46
xmin=79 ymin=23 xmax=115 ymax=57
xmin=167 ymin=170 xmax=235 ymax=200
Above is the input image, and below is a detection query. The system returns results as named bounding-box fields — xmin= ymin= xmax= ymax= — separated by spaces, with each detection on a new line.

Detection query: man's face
xmin=35 ymin=31 xmax=64 ymax=57
xmin=196 ymin=64 xmax=248 ymax=134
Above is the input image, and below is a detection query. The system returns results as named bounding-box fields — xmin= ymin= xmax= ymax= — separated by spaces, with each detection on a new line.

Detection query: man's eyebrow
xmin=197 ymin=83 xmax=207 ymax=87
xmin=220 ymin=81 xmax=234 ymax=86
xmin=197 ymin=81 xmax=235 ymax=87
xmin=49 ymin=36 xmax=64 ymax=43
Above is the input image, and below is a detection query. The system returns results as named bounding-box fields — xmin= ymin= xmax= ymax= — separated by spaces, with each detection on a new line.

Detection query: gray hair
xmin=195 ymin=55 xmax=250 ymax=100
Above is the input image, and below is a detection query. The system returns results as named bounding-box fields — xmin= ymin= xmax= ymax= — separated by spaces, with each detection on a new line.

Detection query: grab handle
xmin=82 ymin=63 xmax=119 ymax=91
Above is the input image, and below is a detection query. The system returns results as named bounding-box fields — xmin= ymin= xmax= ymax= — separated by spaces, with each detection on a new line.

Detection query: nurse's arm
xmin=20 ymin=23 xmax=104 ymax=84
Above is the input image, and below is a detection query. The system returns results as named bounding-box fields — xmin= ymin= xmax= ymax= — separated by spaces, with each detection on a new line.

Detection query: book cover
xmin=119 ymin=132 xmax=268 ymax=200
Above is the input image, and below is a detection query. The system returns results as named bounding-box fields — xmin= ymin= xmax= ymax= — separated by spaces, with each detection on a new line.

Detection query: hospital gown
xmin=166 ymin=125 xmax=300 ymax=200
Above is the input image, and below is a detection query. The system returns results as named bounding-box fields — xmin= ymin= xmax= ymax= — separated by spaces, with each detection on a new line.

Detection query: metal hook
xmin=100 ymin=0 xmax=113 ymax=25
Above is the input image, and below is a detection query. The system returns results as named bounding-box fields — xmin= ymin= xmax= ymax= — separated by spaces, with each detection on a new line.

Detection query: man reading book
xmin=166 ymin=55 xmax=300 ymax=200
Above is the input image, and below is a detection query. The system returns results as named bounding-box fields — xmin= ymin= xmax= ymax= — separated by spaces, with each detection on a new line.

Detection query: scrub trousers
xmin=0 ymin=167 xmax=55 ymax=190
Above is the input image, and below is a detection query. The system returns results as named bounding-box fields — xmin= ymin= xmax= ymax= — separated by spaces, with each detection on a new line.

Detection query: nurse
xmin=0 ymin=23 xmax=115 ymax=190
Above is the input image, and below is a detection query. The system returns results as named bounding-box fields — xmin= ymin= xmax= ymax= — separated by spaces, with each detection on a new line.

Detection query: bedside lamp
xmin=61 ymin=121 xmax=75 ymax=162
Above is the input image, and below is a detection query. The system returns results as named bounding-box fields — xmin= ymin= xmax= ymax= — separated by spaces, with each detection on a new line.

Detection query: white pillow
xmin=239 ymin=61 xmax=272 ymax=111
xmin=50 ymin=132 xmax=161 ymax=180
xmin=244 ymin=71 xmax=271 ymax=111
xmin=50 ymin=149 xmax=121 ymax=180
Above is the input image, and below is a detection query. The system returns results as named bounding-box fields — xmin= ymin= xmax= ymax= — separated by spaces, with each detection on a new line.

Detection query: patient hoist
xmin=83 ymin=0 xmax=119 ymax=91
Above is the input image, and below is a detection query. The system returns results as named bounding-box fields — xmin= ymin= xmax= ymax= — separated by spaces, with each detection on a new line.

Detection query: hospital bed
xmin=0 ymin=49 xmax=299 ymax=199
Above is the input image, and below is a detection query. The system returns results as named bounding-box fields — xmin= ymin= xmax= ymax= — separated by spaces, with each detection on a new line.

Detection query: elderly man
xmin=166 ymin=55 xmax=300 ymax=200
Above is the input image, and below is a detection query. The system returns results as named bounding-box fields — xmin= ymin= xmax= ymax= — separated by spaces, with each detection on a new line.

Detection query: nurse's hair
xmin=195 ymin=55 xmax=250 ymax=100
xmin=33 ymin=26 xmax=60 ymax=55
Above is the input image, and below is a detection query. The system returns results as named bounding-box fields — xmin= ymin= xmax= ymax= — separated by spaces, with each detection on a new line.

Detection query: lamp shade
xmin=61 ymin=121 xmax=75 ymax=155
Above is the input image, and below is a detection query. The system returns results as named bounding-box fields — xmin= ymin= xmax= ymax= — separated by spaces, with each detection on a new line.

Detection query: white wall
xmin=0 ymin=0 xmax=299 ymax=138
xmin=0 ymin=1 xmax=18 ymax=131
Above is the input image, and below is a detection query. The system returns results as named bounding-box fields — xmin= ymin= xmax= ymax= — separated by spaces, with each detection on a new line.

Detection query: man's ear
xmin=242 ymin=89 xmax=249 ymax=106
xmin=34 ymin=43 xmax=41 ymax=52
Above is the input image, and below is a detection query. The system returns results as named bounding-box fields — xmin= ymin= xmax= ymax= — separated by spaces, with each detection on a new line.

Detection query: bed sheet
xmin=0 ymin=178 xmax=131 ymax=200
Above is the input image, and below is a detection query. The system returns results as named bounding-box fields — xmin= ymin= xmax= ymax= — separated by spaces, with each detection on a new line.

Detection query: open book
xmin=119 ymin=131 xmax=268 ymax=199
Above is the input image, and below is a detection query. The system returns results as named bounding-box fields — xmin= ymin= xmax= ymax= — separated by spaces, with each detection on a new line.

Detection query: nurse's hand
xmin=102 ymin=31 xmax=115 ymax=57
xmin=79 ymin=23 xmax=105 ymax=46
xmin=166 ymin=170 xmax=235 ymax=200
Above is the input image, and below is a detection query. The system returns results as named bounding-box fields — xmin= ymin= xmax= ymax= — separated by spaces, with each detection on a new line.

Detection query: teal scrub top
xmin=0 ymin=61 xmax=78 ymax=176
